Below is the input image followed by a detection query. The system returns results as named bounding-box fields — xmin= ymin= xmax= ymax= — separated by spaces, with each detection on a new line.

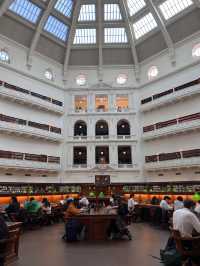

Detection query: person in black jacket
xmin=5 ymin=196 xmax=20 ymax=214
xmin=0 ymin=215 xmax=9 ymax=266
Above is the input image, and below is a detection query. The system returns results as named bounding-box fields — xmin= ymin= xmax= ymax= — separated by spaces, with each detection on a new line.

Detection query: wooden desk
xmin=71 ymin=209 xmax=117 ymax=241
xmin=5 ymin=222 xmax=22 ymax=263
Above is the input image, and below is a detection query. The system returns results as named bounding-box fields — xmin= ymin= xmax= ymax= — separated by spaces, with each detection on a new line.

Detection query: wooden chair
xmin=0 ymin=228 xmax=20 ymax=264
xmin=172 ymin=229 xmax=200 ymax=266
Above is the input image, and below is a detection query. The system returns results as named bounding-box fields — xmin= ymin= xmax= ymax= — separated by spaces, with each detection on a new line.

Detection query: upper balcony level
xmin=68 ymin=94 xmax=136 ymax=115
xmin=0 ymin=150 xmax=61 ymax=172
xmin=145 ymin=149 xmax=200 ymax=171
xmin=0 ymin=113 xmax=63 ymax=142
xmin=143 ymin=113 xmax=200 ymax=140
xmin=0 ymin=80 xmax=64 ymax=115
xmin=140 ymin=78 xmax=200 ymax=112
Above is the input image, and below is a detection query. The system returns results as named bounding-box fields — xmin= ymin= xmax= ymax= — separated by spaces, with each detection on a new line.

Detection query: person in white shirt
xmin=160 ymin=196 xmax=173 ymax=210
xmin=128 ymin=194 xmax=138 ymax=213
xmin=173 ymin=200 xmax=200 ymax=237
xmin=174 ymin=196 xmax=184 ymax=211
xmin=79 ymin=195 xmax=89 ymax=207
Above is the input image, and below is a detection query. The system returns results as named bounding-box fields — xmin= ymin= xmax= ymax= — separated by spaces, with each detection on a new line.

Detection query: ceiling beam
xmin=97 ymin=0 xmax=103 ymax=82
xmin=193 ymin=0 xmax=200 ymax=8
xmin=119 ymin=0 xmax=140 ymax=81
xmin=0 ymin=0 xmax=14 ymax=17
xmin=145 ymin=0 xmax=176 ymax=64
xmin=63 ymin=0 xmax=81 ymax=81
xmin=26 ymin=0 xmax=57 ymax=68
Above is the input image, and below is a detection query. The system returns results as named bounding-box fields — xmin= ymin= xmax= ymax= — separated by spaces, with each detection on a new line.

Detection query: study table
xmin=69 ymin=208 xmax=117 ymax=240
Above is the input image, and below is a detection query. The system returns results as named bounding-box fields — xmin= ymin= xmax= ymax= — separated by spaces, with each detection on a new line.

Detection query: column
xmin=110 ymin=144 xmax=118 ymax=168
xmin=109 ymin=93 xmax=116 ymax=112
xmin=88 ymin=93 xmax=95 ymax=113
xmin=88 ymin=143 xmax=95 ymax=168
xmin=66 ymin=144 xmax=73 ymax=169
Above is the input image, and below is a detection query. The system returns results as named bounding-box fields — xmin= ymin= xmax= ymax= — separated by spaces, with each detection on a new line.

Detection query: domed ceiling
xmin=0 ymin=0 xmax=199 ymax=73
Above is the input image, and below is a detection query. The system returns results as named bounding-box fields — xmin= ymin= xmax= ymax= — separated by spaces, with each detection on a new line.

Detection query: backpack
xmin=160 ymin=248 xmax=182 ymax=266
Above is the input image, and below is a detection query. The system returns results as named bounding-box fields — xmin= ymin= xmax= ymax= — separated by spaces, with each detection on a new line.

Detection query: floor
xmin=11 ymin=223 xmax=169 ymax=266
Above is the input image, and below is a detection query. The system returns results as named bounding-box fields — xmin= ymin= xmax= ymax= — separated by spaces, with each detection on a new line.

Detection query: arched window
xmin=0 ymin=49 xmax=10 ymax=63
xmin=74 ymin=120 xmax=87 ymax=136
xmin=95 ymin=120 xmax=109 ymax=136
xmin=117 ymin=120 xmax=130 ymax=136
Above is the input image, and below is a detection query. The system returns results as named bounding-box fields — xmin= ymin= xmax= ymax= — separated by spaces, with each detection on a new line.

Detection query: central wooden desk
xmin=72 ymin=209 xmax=117 ymax=241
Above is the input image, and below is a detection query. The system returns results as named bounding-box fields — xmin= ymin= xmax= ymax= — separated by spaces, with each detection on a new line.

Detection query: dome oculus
xmin=116 ymin=74 xmax=128 ymax=85
xmin=76 ymin=74 xmax=86 ymax=86
xmin=148 ymin=66 xmax=159 ymax=80
xmin=192 ymin=44 xmax=200 ymax=58
xmin=0 ymin=49 xmax=10 ymax=63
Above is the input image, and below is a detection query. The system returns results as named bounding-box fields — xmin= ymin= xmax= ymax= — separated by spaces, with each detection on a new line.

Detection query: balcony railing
xmin=145 ymin=149 xmax=200 ymax=170
xmin=0 ymin=113 xmax=62 ymax=141
xmin=140 ymin=78 xmax=200 ymax=111
xmin=143 ymin=113 xmax=200 ymax=140
xmin=0 ymin=80 xmax=64 ymax=114
xmin=118 ymin=164 xmax=133 ymax=168
xmin=0 ymin=150 xmax=60 ymax=171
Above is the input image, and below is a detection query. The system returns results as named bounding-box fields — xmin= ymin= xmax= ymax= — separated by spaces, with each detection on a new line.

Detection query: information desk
xmin=70 ymin=209 xmax=117 ymax=241
xmin=6 ymin=222 xmax=22 ymax=262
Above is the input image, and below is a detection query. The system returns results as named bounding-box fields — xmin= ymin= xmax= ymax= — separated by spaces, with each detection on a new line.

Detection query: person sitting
xmin=24 ymin=197 xmax=41 ymax=214
xmin=79 ymin=195 xmax=89 ymax=208
xmin=41 ymin=198 xmax=51 ymax=215
xmin=173 ymin=200 xmax=200 ymax=237
xmin=150 ymin=196 xmax=160 ymax=205
xmin=128 ymin=194 xmax=137 ymax=214
xmin=0 ymin=215 xmax=9 ymax=266
xmin=5 ymin=196 xmax=20 ymax=215
xmin=174 ymin=196 xmax=184 ymax=211
xmin=194 ymin=200 xmax=200 ymax=216
xmin=160 ymin=196 xmax=173 ymax=210
xmin=108 ymin=198 xmax=132 ymax=240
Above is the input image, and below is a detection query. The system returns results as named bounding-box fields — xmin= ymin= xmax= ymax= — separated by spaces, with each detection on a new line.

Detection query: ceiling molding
xmin=0 ymin=0 xmax=14 ymax=17
xmin=119 ymin=0 xmax=140 ymax=81
xmin=145 ymin=0 xmax=176 ymax=65
xmin=63 ymin=0 xmax=81 ymax=81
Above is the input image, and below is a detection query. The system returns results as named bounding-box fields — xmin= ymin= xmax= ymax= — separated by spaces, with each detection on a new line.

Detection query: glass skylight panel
xmin=159 ymin=0 xmax=193 ymax=20
xmin=9 ymin=0 xmax=41 ymax=24
xmin=73 ymin=29 xmax=96 ymax=44
xmin=44 ymin=16 xmax=69 ymax=41
xmin=54 ymin=0 xmax=73 ymax=17
xmin=78 ymin=5 xmax=96 ymax=21
xmin=104 ymin=4 xmax=122 ymax=21
xmin=127 ymin=0 xmax=146 ymax=16
xmin=104 ymin=28 xmax=128 ymax=43
xmin=133 ymin=13 xmax=157 ymax=40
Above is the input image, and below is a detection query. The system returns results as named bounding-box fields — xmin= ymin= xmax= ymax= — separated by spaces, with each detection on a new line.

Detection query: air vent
xmin=5 ymin=173 xmax=12 ymax=176
xmin=158 ymin=173 xmax=164 ymax=176
xmin=176 ymin=173 xmax=181 ymax=175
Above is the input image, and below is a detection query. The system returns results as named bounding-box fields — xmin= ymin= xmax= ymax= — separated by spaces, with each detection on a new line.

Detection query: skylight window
xmin=78 ymin=5 xmax=96 ymax=21
xmin=104 ymin=4 xmax=122 ymax=21
xmin=127 ymin=0 xmax=146 ymax=16
xmin=73 ymin=29 xmax=96 ymax=44
xmin=54 ymin=0 xmax=73 ymax=17
xmin=9 ymin=0 xmax=41 ymax=24
xmin=44 ymin=16 xmax=69 ymax=41
xmin=159 ymin=0 xmax=193 ymax=20
xmin=104 ymin=28 xmax=128 ymax=43
xmin=133 ymin=13 xmax=157 ymax=40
